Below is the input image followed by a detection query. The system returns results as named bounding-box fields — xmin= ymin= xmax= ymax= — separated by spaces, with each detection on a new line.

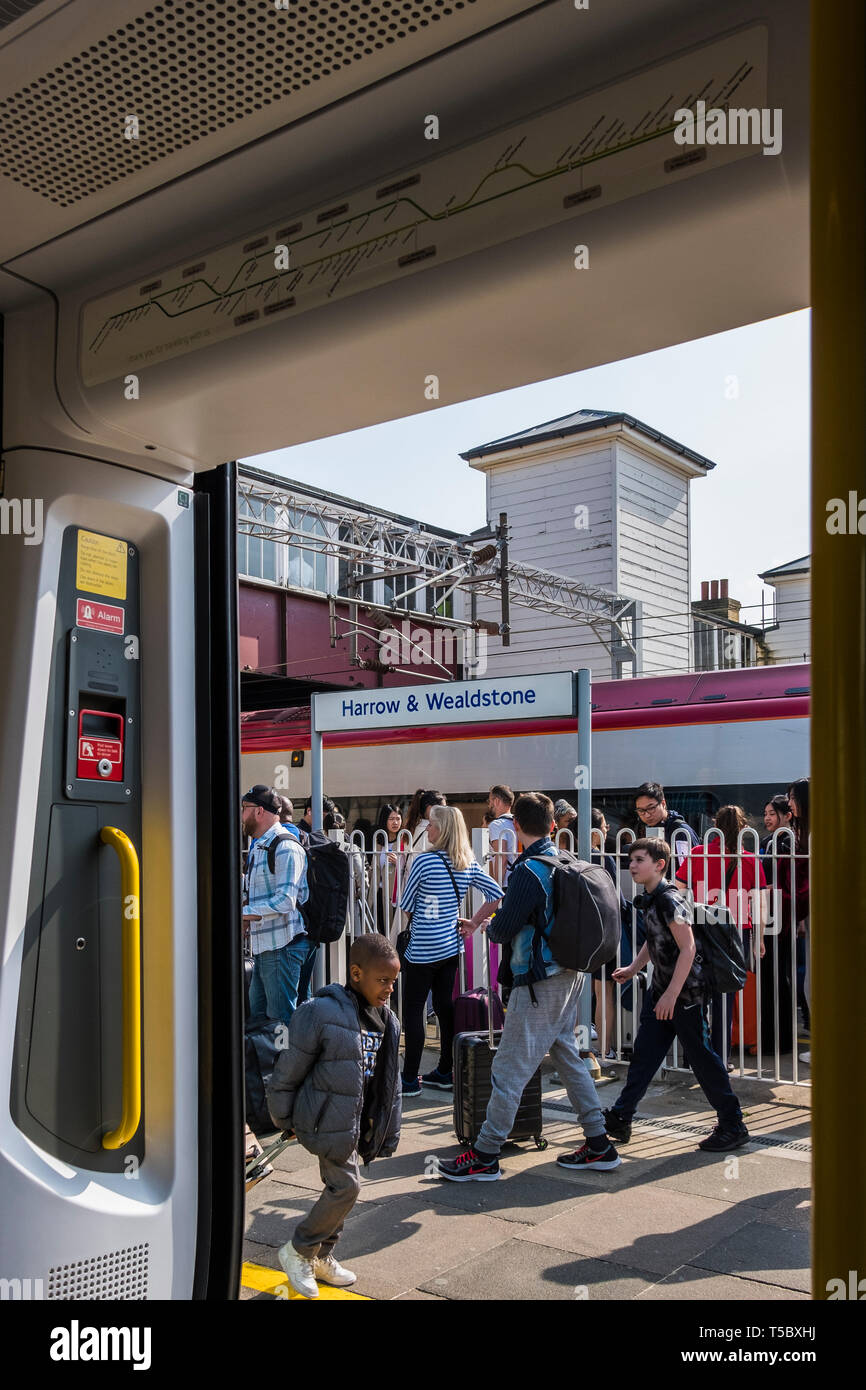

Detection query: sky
xmin=243 ymin=308 xmax=810 ymax=619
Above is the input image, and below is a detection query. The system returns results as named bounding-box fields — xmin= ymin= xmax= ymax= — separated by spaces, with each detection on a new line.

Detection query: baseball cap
xmin=242 ymin=784 xmax=281 ymax=813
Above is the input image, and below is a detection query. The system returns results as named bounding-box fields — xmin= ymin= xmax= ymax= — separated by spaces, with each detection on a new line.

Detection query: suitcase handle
xmin=482 ymin=926 xmax=495 ymax=1050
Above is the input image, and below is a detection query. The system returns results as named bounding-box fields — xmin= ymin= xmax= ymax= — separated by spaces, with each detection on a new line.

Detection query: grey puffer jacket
xmin=267 ymin=984 xmax=402 ymax=1165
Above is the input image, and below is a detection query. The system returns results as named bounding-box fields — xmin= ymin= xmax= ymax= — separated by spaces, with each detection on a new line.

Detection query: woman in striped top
xmin=399 ymin=804 xmax=502 ymax=1094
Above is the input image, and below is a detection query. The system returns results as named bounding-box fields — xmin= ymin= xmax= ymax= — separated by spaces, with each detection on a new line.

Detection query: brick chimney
xmin=693 ymin=578 xmax=741 ymax=624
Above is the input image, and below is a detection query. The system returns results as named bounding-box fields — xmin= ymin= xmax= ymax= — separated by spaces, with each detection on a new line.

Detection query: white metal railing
xmin=555 ymin=825 xmax=810 ymax=1087
xmin=302 ymin=821 xmax=810 ymax=1088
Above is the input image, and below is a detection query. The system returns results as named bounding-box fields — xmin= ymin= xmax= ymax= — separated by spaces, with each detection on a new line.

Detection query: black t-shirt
xmin=640 ymin=877 xmax=704 ymax=1005
xmin=346 ymin=986 xmax=387 ymax=1148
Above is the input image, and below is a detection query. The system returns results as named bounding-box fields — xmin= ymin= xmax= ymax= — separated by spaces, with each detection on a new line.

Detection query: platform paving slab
xmin=687 ymin=1219 xmax=811 ymax=1294
xmin=412 ymin=1169 xmax=609 ymax=1225
xmin=647 ymin=1148 xmax=809 ymax=1209
xmin=516 ymin=1184 xmax=758 ymax=1277
xmin=418 ymin=1237 xmax=655 ymax=1300
xmin=242 ymin=1208 xmax=523 ymax=1305
xmin=393 ymin=1289 xmax=448 ymax=1300
xmin=637 ymin=1266 xmax=810 ymax=1300
xmin=754 ymin=1188 xmax=812 ymax=1232
xmin=307 ymin=1193 xmax=534 ymax=1301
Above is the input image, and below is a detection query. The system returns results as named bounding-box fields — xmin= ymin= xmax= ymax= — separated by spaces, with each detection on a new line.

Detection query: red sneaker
xmin=436 ymin=1147 xmax=501 ymax=1182
xmin=556 ymin=1140 xmax=621 ymax=1171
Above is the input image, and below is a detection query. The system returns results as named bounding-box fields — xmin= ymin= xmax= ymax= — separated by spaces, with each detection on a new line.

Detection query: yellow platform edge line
xmin=241 ymin=1261 xmax=371 ymax=1300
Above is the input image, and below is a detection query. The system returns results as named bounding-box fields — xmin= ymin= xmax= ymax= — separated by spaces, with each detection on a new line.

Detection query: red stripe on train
xmin=240 ymin=696 xmax=809 ymax=753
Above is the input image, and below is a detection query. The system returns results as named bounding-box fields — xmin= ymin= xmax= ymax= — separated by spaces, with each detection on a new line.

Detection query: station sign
xmin=313 ymin=671 xmax=576 ymax=733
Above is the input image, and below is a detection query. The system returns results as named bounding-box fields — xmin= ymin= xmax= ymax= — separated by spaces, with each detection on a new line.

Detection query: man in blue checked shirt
xmin=242 ymin=784 xmax=311 ymax=1027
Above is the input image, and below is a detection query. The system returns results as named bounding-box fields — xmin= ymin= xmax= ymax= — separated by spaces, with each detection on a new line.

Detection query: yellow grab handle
xmin=100 ymin=826 xmax=142 ymax=1150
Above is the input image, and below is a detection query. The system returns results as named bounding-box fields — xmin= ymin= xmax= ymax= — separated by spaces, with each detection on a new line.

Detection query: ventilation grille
xmin=47 ymin=1243 xmax=150 ymax=1299
xmin=544 ymin=1103 xmax=811 ymax=1153
xmin=0 ymin=0 xmax=50 ymax=32
xmin=0 ymin=0 xmax=478 ymax=206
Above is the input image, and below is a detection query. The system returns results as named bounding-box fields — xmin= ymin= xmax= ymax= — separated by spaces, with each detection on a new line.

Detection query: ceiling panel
xmin=0 ymin=0 xmax=546 ymax=259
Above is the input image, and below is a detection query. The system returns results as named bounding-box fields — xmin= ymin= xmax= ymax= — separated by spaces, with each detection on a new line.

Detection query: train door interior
xmin=0 ymin=0 xmax=860 ymax=1298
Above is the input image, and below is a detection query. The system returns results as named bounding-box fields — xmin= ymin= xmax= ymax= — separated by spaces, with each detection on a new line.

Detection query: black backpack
xmin=297 ymin=829 xmax=350 ymax=944
xmin=689 ymin=865 xmax=748 ymax=994
xmin=261 ymin=828 xmax=350 ymax=945
xmin=525 ymin=850 xmax=621 ymax=972
xmin=264 ymin=829 xmax=299 ymax=874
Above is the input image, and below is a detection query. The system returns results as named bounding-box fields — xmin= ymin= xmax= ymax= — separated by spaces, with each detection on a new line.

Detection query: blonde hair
xmin=428 ymin=804 xmax=473 ymax=871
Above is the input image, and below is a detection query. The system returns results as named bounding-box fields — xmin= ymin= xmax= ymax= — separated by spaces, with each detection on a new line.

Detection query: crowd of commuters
xmin=241 ymin=775 xmax=810 ymax=1059
xmin=242 ymin=771 xmax=810 ymax=1296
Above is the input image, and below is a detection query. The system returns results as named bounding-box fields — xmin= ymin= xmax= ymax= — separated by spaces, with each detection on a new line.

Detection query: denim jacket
xmin=487 ymin=837 xmax=562 ymax=987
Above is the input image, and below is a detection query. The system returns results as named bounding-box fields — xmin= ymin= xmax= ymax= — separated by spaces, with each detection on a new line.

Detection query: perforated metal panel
xmin=0 ymin=0 xmax=479 ymax=206
xmin=47 ymin=1243 xmax=150 ymax=1299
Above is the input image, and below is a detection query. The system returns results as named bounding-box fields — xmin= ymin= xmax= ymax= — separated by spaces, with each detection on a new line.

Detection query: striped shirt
xmin=244 ymin=822 xmax=309 ymax=955
xmin=400 ymin=852 xmax=501 ymax=964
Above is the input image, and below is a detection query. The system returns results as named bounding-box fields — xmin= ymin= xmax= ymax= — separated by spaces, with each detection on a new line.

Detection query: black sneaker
xmin=436 ymin=1147 xmax=501 ymax=1182
xmin=421 ymin=1068 xmax=453 ymax=1090
xmin=698 ymin=1121 xmax=750 ymax=1152
xmin=557 ymin=1140 xmax=621 ymax=1171
xmin=603 ymin=1107 xmax=632 ymax=1144
xmin=401 ymin=1075 xmax=422 ymax=1097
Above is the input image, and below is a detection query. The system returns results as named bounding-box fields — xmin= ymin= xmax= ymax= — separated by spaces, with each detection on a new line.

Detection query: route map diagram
xmin=81 ymin=27 xmax=767 ymax=386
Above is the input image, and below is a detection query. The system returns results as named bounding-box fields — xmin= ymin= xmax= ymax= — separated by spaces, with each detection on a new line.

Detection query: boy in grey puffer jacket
xmin=268 ymin=933 xmax=401 ymax=1298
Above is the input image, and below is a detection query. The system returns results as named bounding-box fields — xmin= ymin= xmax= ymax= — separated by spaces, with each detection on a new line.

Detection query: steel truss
xmin=237 ymin=474 xmax=642 ymax=676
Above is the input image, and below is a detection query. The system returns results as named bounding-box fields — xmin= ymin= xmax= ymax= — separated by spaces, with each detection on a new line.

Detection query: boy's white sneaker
xmin=278 ymin=1242 xmax=319 ymax=1298
xmin=314 ymin=1253 xmax=357 ymax=1287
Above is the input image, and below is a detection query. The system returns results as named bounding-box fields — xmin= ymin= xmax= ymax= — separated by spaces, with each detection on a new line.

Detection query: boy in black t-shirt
xmin=603 ymin=838 xmax=749 ymax=1152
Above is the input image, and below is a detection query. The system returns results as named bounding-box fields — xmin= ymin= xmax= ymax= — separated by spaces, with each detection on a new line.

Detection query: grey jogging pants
xmin=476 ymin=969 xmax=605 ymax=1155
xmin=292 ymin=1152 xmax=361 ymax=1260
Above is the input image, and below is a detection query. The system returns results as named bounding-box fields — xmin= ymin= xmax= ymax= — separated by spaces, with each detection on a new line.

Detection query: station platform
xmin=241 ymin=1048 xmax=811 ymax=1302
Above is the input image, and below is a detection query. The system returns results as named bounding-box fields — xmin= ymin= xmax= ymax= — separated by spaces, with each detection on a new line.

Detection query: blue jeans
xmin=248 ymin=935 xmax=313 ymax=1027
xmin=297 ymin=939 xmax=320 ymax=1005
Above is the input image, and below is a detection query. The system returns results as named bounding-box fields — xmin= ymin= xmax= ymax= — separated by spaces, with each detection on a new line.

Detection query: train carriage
xmin=241 ymin=662 xmax=810 ymax=832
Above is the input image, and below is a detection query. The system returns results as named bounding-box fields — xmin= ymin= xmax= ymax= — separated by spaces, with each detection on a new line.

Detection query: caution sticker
xmin=76 ymin=529 xmax=128 ymax=600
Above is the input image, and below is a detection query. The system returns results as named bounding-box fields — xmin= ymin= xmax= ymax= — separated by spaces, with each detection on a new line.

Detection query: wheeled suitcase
xmin=245 ymin=1013 xmax=285 ymax=1132
xmin=452 ymin=932 xmax=547 ymax=1151
xmin=453 ymin=984 xmax=505 ymax=1037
